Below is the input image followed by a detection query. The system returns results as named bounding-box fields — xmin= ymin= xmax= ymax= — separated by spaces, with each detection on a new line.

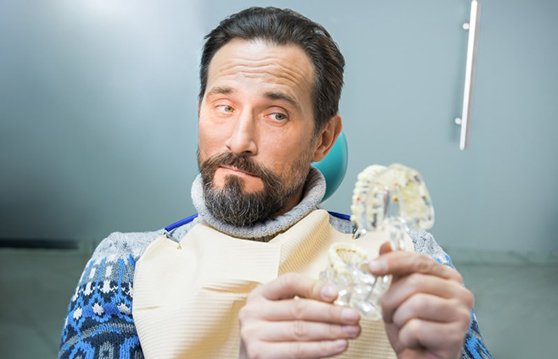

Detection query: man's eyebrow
xmin=264 ymin=91 xmax=300 ymax=109
xmin=206 ymin=86 xmax=233 ymax=97
xmin=206 ymin=87 xmax=301 ymax=109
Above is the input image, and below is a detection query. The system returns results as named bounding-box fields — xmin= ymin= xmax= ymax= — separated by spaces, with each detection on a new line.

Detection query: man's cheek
xmin=197 ymin=129 xmax=223 ymax=160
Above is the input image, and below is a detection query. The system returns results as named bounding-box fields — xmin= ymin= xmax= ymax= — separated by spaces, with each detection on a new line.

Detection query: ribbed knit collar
xmin=191 ymin=168 xmax=326 ymax=240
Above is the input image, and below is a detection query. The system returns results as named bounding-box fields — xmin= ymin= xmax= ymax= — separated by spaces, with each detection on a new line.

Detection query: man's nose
xmin=225 ymin=110 xmax=257 ymax=155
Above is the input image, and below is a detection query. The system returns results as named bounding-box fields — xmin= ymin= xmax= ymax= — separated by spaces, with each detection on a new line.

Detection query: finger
xmin=391 ymin=293 xmax=472 ymax=328
xmin=259 ymin=273 xmax=338 ymax=302
xmin=253 ymin=321 xmax=360 ymax=342
xmin=245 ymin=297 xmax=360 ymax=325
xmin=378 ymin=241 xmax=394 ymax=255
xmin=261 ymin=339 xmax=349 ymax=359
xmin=369 ymin=251 xmax=463 ymax=283
xmin=381 ymin=274 xmax=473 ymax=323
xmin=397 ymin=319 xmax=468 ymax=353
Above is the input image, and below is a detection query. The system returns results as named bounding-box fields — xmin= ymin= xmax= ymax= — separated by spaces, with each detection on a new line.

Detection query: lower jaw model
xmin=320 ymin=163 xmax=435 ymax=318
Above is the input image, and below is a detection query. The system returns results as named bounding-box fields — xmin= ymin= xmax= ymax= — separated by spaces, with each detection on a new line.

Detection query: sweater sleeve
xmin=58 ymin=231 xmax=157 ymax=358
xmin=410 ymin=230 xmax=493 ymax=359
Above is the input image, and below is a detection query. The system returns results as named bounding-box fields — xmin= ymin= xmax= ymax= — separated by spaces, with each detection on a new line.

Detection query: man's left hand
xmin=369 ymin=245 xmax=474 ymax=359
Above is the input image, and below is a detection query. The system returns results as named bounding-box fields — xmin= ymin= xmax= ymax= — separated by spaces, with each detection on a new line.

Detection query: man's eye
xmin=216 ymin=105 xmax=234 ymax=113
xmin=269 ymin=112 xmax=287 ymax=121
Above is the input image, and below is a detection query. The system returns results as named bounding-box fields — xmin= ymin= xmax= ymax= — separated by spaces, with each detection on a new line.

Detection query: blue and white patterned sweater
xmin=59 ymin=171 xmax=492 ymax=358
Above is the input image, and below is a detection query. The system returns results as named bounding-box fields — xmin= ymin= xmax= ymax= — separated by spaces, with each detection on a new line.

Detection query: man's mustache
xmin=201 ymin=152 xmax=281 ymax=188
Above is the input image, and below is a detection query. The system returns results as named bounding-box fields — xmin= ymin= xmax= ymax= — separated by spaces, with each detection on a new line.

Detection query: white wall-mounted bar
xmin=455 ymin=0 xmax=479 ymax=150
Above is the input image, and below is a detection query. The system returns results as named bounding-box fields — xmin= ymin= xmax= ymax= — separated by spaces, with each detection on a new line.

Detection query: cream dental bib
xmin=133 ymin=209 xmax=413 ymax=358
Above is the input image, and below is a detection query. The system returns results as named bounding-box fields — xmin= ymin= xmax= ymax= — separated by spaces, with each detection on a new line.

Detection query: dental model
xmin=320 ymin=164 xmax=434 ymax=319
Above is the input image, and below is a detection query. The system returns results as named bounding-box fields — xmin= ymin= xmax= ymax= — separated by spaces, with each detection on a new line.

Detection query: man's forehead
xmin=205 ymin=38 xmax=314 ymax=100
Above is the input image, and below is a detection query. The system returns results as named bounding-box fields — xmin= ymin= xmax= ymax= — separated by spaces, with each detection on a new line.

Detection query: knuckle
xmin=464 ymin=289 xmax=475 ymax=308
xmin=380 ymin=295 xmax=395 ymax=320
xmin=416 ymin=257 xmax=434 ymax=273
xmin=452 ymin=322 xmax=468 ymax=345
xmin=289 ymin=341 xmax=304 ymax=358
xmin=409 ymin=319 xmax=424 ymax=342
xmin=409 ymin=318 xmax=421 ymax=334
xmin=328 ymin=324 xmax=339 ymax=338
xmin=239 ymin=324 xmax=251 ymax=341
xmin=238 ymin=306 xmax=252 ymax=325
xmin=454 ymin=286 xmax=474 ymax=309
xmin=292 ymin=320 xmax=306 ymax=339
xmin=239 ymin=320 xmax=259 ymax=342
xmin=451 ymin=268 xmax=465 ymax=284
xmin=460 ymin=308 xmax=472 ymax=329
xmin=412 ymin=294 xmax=429 ymax=314
xmin=400 ymin=318 xmax=421 ymax=345
xmin=379 ymin=294 xmax=389 ymax=308
xmin=291 ymin=300 xmax=306 ymax=319
xmin=393 ymin=294 xmax=427 ymax=327
xmin=392 ymin=310 xmax=404 ymax=327
xmin=238 ymin=307 xmax=248 ymax=323
xmin=449 ymin=299 xmax=472 ymax=330
xmin=408 ymin=272 xmax=425 ymax=290
xmin=379 ymin=296 xmax=392 ymax=317
xmin=246 ymin=287 xmax=262 ymax=302
xmin=238 ymin=302 xmax=257 ymax=322
xmin=381 ymin=306 xmax=391 ymax=323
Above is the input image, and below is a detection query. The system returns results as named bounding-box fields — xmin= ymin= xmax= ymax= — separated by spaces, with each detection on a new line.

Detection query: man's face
xmin=198 ymin=38 xmax=320 ymax=226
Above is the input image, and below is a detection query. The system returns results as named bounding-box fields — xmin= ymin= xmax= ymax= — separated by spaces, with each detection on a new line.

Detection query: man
xmin=59 ymin=7 xmax=491 ymax=359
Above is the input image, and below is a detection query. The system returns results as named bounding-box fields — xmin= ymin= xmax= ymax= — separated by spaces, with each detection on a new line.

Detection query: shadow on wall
xmin=0 ymin=171 xmax=93 ymax=242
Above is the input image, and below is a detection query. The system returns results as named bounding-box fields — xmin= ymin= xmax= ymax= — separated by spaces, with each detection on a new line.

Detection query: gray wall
xmin=1 ymin=1 xmax=557 ymax=257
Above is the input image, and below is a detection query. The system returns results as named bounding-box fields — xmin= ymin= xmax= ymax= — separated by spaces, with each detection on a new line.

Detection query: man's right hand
xmin=238 ymin=273 xmax=361 ymax=359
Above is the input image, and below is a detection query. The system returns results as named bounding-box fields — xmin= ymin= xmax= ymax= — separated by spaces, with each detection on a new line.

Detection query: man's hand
xmin=369 ymin=244 xmax=474 ymax=359
xmin=238 ymin=273 xmax=361 ymax=359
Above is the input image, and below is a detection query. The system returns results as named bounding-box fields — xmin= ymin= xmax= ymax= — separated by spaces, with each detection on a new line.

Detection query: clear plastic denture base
xmin=320 ymin=163 xmax=434 ymax=319
xmin=320 ymin=243 xmax=389 ymax=319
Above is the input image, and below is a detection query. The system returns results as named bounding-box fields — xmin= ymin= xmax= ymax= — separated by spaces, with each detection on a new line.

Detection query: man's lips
xmin=218 ymin=165 xmax=258 ymax=177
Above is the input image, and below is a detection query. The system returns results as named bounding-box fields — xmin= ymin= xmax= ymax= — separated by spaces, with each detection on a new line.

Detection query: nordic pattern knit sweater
xmin=59 ymin=170 xmax=492 ymax=358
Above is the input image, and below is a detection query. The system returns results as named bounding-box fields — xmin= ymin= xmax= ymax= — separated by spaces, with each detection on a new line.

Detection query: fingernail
xmin=321 ymin=285 xmax=338 ymax=300
xmin=333 ymin=339 xmax=348 ymax=351
xmin=342 ymin=325 xmax=360 ymax=338
xmin=369 ymin=259 xmax=386 ymax=272
xmin=341 ymin=308 xmax=360 ymax=322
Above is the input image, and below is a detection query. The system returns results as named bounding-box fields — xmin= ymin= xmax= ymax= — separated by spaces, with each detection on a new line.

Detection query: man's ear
xmin=312 ymin=114 xmax=342 ymax=163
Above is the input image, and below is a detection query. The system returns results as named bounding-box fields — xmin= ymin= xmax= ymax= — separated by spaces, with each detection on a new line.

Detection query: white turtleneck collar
xmin=190 ymin=167 xmax=326 ymax=240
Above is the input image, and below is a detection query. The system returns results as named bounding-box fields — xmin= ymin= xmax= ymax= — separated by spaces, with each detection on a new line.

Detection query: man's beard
xmin=198 ymin=152 xmax=310 ymax=227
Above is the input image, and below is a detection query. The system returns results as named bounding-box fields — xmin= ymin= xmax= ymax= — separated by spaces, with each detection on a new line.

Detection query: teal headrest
xmin=311 ymin=132 xmax=348 ymax=201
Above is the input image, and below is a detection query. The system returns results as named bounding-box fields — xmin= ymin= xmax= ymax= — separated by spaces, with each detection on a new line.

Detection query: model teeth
xmin=321 ymin=163 xmax=435 ymax=318
xmin=350 ymin=163 xmax=434 ymax=234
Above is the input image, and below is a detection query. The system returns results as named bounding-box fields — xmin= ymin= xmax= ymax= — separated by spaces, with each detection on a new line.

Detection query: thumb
xmin=378 ymin=241 xmax=395 ymax=255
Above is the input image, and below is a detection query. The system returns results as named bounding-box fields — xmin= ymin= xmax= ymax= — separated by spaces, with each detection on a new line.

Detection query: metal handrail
xmin=455 ymin=0 xmax=480 ymax=150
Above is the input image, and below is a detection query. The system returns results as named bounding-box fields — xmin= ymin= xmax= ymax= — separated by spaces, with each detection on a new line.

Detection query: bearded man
xmin=60 ymin=7 xmax=491 ymax=359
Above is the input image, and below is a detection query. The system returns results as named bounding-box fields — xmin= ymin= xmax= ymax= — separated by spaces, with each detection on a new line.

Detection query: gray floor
xmin=1 ymin=247 xmax=557 ymax=358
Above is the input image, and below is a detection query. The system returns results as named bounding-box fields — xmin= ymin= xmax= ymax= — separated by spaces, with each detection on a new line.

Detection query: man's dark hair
xmin=199 ymin=7 xmax=345 ymax=132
